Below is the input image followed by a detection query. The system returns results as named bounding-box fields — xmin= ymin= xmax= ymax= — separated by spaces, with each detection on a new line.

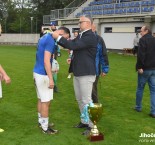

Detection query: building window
xmin=135 ymin=27 xmax=141 ymax=33
xmin=105 ymin=27 xmax=112 ymax=33
xmin=72 ymin=28 xmax=80 ymax=33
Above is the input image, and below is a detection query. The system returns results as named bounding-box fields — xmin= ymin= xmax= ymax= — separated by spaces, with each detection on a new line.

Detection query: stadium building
xmin=43 ymin=0 xmax=155 ymax=51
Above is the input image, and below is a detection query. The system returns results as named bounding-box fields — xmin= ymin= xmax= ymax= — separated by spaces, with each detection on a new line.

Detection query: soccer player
xmin=0 ymin=64 xmax=11 ymax=132
xmin=0 ymin=65 xmax=11 ymax=98
xmin=33 ymin=32 xmax=58 ymax=134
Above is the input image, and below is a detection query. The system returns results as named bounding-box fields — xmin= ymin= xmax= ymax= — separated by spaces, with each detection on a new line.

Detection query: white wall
xmin=101 ymin=22 xmax=144 ymax=49
xmin=63 ymin=22 xmax=146 ymax=50
xmin=0 ymin=33 xmax=40 ymax=43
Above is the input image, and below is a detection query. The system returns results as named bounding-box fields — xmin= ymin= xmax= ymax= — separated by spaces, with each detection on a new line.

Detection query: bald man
xmin=52 ymin=15 xmax=97 ymax=135
xmin=134 ymin=26 xmax=155 ymax=118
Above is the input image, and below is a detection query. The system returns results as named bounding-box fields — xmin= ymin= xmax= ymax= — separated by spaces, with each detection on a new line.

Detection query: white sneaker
xmin=0 ymin=128 xmax=4 ymax=133
xmin=67 ymin=74 xmax=71 ymax=79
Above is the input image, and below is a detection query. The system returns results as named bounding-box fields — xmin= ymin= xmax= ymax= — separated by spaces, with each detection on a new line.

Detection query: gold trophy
xmin=88 ymin=103 xmax=104 ymax=141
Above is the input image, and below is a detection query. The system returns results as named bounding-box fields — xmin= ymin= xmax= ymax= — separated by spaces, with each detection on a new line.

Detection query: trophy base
xmin=89 ymin=133 xmax=104 ymax=142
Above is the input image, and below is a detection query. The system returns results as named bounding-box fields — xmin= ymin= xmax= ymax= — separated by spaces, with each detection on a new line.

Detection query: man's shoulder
xmin=83 ymin=30 xmax=97 ymax=40
xmin=139 ymin=34 xmax=155 ymax=44
xmin=140 ymin=35 xmax=145 ymax=41
xmin=143 ymin=33 xmax=153 ymax=39
xmin=96 ymin=34 xmax=102 ymax=40
xmin=96 ymin=34 xmax=105 ymax=44
xmin=83 ymin=29 xmax=94 ymax=35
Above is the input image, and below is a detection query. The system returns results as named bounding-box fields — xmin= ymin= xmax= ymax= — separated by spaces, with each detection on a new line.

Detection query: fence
xmin=0 ymin=34 xmax=40 ymax=45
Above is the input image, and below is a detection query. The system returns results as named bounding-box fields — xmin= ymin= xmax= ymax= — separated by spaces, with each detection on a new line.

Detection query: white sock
xmin=41 ymin=117 xmax=49 ymax=131
xmin=38 ymin=113 xmax=41 ymax=124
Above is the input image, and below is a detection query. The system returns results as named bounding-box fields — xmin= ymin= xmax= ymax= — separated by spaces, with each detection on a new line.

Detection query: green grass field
xmin=0 ymin=45 xmax=154 ymax=145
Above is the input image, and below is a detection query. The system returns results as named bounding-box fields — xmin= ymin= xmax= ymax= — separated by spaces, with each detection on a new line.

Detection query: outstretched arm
xmin=0 ymin=65 xmax=11 ymax=84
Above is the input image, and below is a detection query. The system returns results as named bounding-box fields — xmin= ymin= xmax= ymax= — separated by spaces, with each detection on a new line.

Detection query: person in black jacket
xmin=91 ymin=24 xmax=109 ymax=103
xmin=134 ymin=25 xmax=155 ymax=118
xmin=52 ymin=15 xmax=97 ymax=135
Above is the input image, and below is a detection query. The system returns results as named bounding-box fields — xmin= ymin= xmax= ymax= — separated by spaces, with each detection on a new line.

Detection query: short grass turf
xmin=0 ymin=45 xmax=154 ymax=145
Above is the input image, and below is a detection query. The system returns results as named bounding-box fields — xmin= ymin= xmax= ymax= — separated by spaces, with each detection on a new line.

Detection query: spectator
xmin=0 ymin=24 xmax=2 ymax=36
xmin=133 ymin=33 xmax=139 ymax=55
xmin=50 ymin=22 xmax=57 ymax=32
xmin=67 ymin=31 xmax=79 ymax=79
xmin=33 ymin=32 xmax=58 ymax=134
xmin=51 ymin=55 xmax=59 ymax=91
xmin=91 ymin=24 xmax=109 ymax=103
xmin=134 ymin=26 xmax=155 ymax=118
xmin=40 ymin=27 xmax=51 ymax=38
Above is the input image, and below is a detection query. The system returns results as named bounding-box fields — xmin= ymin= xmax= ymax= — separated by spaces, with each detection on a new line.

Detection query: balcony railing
xmin=65 ymin=0 xmax=86 ymax=8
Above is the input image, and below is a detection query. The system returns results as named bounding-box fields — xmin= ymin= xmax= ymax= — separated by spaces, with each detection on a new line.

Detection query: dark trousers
xmin=133 ymin=46 xmax=138 ymax=55
xmin=92 ymin=76 xmax=99 ymax=103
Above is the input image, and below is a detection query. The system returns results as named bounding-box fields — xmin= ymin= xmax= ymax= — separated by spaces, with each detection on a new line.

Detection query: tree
xmin=0 ymin=0 xmax=74 ymax=33
xmin=31 ymin=0 xmax=73 ymax=33
xmin=0 ymin=0 xmax=10 ymax=33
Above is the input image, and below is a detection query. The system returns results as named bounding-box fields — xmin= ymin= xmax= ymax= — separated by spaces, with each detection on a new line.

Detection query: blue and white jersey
xmin=33 ymin=33 xmax=55 ymax=75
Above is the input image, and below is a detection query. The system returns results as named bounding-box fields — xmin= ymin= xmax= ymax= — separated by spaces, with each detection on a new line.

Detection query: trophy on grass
xmin=88 ymin=103 xmax=104 ymax=142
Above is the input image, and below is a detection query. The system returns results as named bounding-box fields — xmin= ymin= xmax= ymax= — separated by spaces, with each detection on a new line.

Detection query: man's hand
xmin=101 ymin=72 xmax=106 ymax=77
xmin=138 ymin=68 xmax=143 ymax=74
xmin=52 ymin=70 xmax=58 ymax=73
xmin=49 ymin=78 xmax=54 ymax=89
xmin=3 ymin=75 xmax=11 ymax=84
